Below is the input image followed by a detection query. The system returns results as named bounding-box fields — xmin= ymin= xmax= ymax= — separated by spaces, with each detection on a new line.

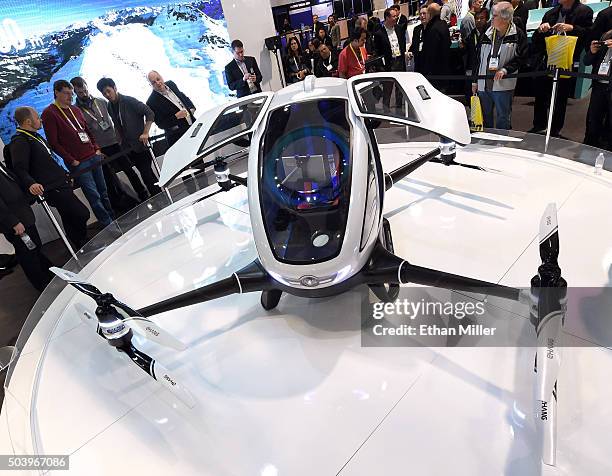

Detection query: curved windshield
xmin=260 ymin=99 xmax=352 ymax=264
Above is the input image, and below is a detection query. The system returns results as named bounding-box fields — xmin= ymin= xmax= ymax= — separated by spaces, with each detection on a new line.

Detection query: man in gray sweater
xmin=71 ymin=76 xmax=148 ymax=201
xmin=96 ymin=77 xmax=161 ymax=197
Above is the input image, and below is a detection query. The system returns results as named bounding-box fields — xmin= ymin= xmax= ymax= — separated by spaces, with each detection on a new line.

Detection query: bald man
xmin=422 ymin=3 xmax=451 ymax=91
xmin=145 ymin=71 xmax=196 ymax=148
xmin=8 ymin=106 xmax=89 ymax=249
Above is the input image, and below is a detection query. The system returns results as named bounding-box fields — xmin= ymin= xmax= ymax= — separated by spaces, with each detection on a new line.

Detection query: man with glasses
xmin=472 ymin=2 xmax=527 ymax=129
xmin=42 ymin=80 xmax=114 ymax=228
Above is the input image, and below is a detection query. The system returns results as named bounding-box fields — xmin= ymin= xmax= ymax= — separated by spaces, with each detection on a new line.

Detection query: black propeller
xmin=51 ymin=267 xmax=195 ymax=408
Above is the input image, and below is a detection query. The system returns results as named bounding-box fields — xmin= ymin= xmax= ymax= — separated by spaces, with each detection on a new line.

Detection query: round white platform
xmin=2 ymin=137 xmax=612 ymax=475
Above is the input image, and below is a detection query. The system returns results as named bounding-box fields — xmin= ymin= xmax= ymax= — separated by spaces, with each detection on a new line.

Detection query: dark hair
xmin=350 ymin=27 xmax=366 ymax=41
xmin=312 ymin=39 xmax=321 ymax=49
xmin=96 ymin=77 xmax=116 ymax=93
xmin=287 ymin=36 xmax=303 ymax=58
xmin=53 ymin=79 xmax=72 ymax=98
xmin=317 ymin=26 xmax=327 ymax=37
xmin=70 ymin=76 xmax=86 ymax=89
xmin=390 ymin=5 xmax=400 ymax=12
xmin=384 ymin=7 xmax=395 ymax=18
xmin=230 ymin=39 xmax=243 ymax=50
xmin=602 ymin=29 xmax=612 ymax=41
xmin=476 ymin=7 xmax=489 ymax=19
xmin=14 ymin=106 xmax=34 ymax=125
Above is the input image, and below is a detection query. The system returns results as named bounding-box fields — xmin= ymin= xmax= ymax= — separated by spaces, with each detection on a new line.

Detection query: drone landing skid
xmin=369 ymin=217 xmax=400 ymax=302
xmin=261 ymin=289 xmax=283 ymax=310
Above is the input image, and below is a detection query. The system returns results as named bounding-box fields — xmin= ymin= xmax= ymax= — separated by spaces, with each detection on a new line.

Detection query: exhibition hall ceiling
xmin=0 ymin=0 xmax=233 ymax=142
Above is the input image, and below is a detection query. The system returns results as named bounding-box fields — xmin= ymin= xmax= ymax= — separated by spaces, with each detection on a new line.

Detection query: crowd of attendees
xmin=278 ymin=0 xmax=612 ymax=143
xmin=1 ymin=72 xmax=198 ymax=291
xmin=4 ymin=0 xmax=612 ymax=294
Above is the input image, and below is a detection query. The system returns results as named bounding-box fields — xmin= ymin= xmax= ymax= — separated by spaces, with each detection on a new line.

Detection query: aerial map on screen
xmin=0 ymin=0 xmax=233 ymax=143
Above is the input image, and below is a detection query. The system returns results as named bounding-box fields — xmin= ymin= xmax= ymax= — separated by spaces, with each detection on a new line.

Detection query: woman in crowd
xmin=283 ymin=36 xmax=310 ymax=83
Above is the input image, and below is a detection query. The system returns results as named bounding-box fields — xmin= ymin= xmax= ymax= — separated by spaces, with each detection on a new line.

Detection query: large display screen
xmin=0 ymin=0 xmax=233 ymax=143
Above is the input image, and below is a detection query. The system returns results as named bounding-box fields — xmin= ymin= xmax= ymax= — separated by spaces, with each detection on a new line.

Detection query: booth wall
xmin=221 ymin=0 xmax=283 ymax=93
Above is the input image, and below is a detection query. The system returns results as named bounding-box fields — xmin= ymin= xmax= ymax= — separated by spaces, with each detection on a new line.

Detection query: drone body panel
xmin=159 ymin=74 xmax=470 ymax=292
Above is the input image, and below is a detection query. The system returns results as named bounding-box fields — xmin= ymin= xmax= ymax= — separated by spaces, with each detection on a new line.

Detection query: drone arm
xmin=228 ymin=174 xmax=247 ymax=186
xmin=137 ymin=261 xmax=271 ymax=318
xmin=363 ymin=243 xmax=521 ymax=302
xmin=385 ymin=147 xmax=441 ymax=191
xmin=399 ymin=262 xmax=522 ymax=302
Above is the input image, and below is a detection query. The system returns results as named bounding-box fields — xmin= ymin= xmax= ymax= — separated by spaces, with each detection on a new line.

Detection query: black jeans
xmin=45 ymin=187 xmax=90 ymax=249
xmin=584 ymin=81 xmax=612 ymax=149
xmin=533 ymin=74 xmax=573 ymax=135
xmin=2 ymin=225 xmax=53 ymax=292
xmin=127 ymin=150 xmax=162 ymax=197
xmin=101 ymin=144 xmax=148 ymax=199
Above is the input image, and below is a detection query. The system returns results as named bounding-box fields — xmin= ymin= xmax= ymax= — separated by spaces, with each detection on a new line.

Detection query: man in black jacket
xmin=530 ymin=0 xmax=593 ymax=137
xmin=422 ymin=3 xmax=451 ymax=92
xmin=146 ymin=71 xmax=196 ymax=147
xmin=408 ymin=6 xmax=429 ymax=73
xmin=9 ymin=106 xmax=89 ymax=250
xmin=224 ymin=40 xmax=263 ymax=98
xmin=583 ymin=7 xmax=612 ymax=148
xmin=375 ymin=7 xmax=408 ymax=110
xmin=97 ymin=77 xmax=161 ymax=197
xmin=313 ymin=43 xmax=339 ymax=77
xmin=0 ymin=161 xmax=53 ymax=291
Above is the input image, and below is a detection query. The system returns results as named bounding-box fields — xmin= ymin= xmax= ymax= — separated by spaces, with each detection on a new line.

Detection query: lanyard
xmin=491 ymin=23 xmax=511 ymax=49
xmin=349 ymin=44 xmax=364 ymax=69
xmin=82 ymin=98 xmax=104 ymax=121
xmin=16 ymin=128 xmax=52 ymax=155
xmin=54 ymin=102 xmax=83 ymax=132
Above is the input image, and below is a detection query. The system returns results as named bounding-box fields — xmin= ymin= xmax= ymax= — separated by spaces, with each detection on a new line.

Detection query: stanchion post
xmin=38 ymin=195 xmax=80 ymax=263
xmin=544 ymin=67 xmax=560 ymax=153
xmin=146 ymin=142 xmax=173 ymax=204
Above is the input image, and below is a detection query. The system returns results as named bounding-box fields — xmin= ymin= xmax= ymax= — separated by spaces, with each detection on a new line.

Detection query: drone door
xmin=347 ymin=72 xmax=471 ymax=146
xmin=158 ymin=92 xmax=274 ymax=186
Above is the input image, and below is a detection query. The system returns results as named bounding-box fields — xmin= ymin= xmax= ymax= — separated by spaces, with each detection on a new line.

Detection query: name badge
xmin=78 ymin=131 xmax=90 ymax=143
xmin=489 ymin=56 xmax=499 ymax=71
xmin=326 ymin=63 xmax=333 ymax=71
xmin=98 ymin=120 xmax=111 ymax=131
xmin=599 ymin=61 xmax=611 ymax=76
xmin=418 ymin=42 xmax=423 ymax=52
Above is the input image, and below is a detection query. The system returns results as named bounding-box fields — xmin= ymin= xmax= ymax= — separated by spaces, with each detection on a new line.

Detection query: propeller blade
xmin=51 ymin=267 xmax=104 ymax=299
xmin=535 ymin=310 xmax=563 ymax=403
xmin=534 ymin=309 xmax=563 ymax=466
xmin=152 ymin=361 xmax=196 ymax=408
xmin=112 ymin=301 xmax=187 ymax=351
xmin=539 ymin=203 xmax=559 ymax=264
xmin=430 ymin=158 xmax=502 ymax=174
xmin=471 ymin=131 xmax=524 ymax=142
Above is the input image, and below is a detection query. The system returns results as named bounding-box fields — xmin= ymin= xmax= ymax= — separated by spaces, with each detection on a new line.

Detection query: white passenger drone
xmin=52 ymin=73 xmax=567 ymax=467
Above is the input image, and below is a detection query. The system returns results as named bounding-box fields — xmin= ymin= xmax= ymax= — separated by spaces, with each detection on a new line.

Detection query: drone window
xmin=197 ymin=97 xmax=267 ymax=156
xmin=259 ymin=99 xmax=352 ymax=265
xmin=352 ymin=78 xmax=419 ymax=123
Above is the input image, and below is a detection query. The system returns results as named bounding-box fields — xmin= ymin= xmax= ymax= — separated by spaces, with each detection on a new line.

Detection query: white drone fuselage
xmin=158 ymin=74 xmax=470 ymax=293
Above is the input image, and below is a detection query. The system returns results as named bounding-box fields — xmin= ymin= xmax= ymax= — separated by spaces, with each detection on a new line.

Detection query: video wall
xmin=0 ymin=0 xmax=234 ymax=143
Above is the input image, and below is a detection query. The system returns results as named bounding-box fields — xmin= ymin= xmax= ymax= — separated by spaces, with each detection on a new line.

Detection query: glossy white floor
xmin=2 ymin=140 xmax=612 ymax=475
